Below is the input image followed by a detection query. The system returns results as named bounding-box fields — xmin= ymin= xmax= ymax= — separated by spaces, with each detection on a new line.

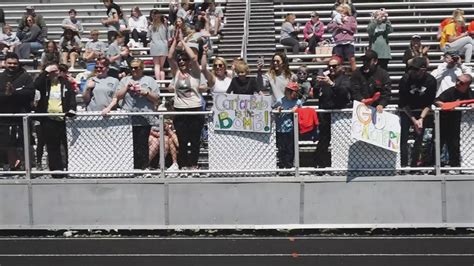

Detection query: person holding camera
xmin=102 ymin=59 xmax=160 ymax=170
xmin=311 ymin=56 xmax=351 ymax=168
xmin=431 ymin=50 xmax=472 ymax=97
xmin=367 ymin=8 xmax=393 ymax=70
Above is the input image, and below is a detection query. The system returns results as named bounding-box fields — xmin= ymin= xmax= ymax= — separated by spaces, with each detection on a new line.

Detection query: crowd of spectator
xmin=0 ymin=0 xmax=473 ymax=176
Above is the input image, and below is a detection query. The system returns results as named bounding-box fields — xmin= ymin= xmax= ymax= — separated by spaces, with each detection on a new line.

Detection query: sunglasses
xmin=131 ymin=66 xmax=142 ymax=70
xmin=27 ymin=20 xmax=33 ymax=22
xmin=273 ymin=60 xmax=282 ymax=64
xmin=177 ymin=57 xmax=189 ymax=62
xmin=95 ymin=66 xmax=105 ymax=70
xmin=457 ymin=79 xmax=468 ymax=85
xmin=328 ymin=64 xmax=339 ymax=68
xmin=297 ymin=71 xmax=307 ymax=75
xmin=213 ymin=63 xmax=225 ymax=68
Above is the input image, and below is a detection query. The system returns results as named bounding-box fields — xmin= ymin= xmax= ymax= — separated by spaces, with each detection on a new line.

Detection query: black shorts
xmin=332 ymin=44 xmax=355 ymax=61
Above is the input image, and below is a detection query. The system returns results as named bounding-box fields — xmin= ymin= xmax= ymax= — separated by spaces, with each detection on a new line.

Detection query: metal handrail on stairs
xmin=241 ymin=0 xmax=250 ymax=61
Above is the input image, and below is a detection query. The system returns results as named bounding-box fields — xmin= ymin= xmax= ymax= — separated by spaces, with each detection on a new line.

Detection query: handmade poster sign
xmin=212 ymin=94 xmax=272 ymax=133
xmin=351 ymin=100 xmax=401 ymax=153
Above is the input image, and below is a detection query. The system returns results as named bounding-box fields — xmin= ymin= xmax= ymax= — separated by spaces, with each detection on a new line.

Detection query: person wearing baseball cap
xmin=431 ymin=50 xmax=472 ymax=97
xmin=350 ymin=49 xmax=391 ymax=113
xmin=403 ymin=34 xmax=430 ymax=72
xmin=18 ymin=5 xmax=46 ymax=33
xmin=398 ymin=56 xmax=437 ymax=167
xmin=275 ymin=81 xmax=303 ymax=171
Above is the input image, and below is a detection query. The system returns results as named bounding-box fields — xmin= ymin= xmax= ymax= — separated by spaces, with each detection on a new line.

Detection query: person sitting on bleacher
xmin=327 ymin=4 xmax=357 ymax=72
xmin=398 ymin=57 xmax=437 ymax=168
xmin=402 ymin=34 xmax=430 ymax=72
xmin=177 ymin=2 xmax=193 ymax=29
xmin=40 ymin=40 xmax=61 ymax=67
xmin=350 ymin=50 xmax=391 ymax=113
xmin=102 ymin=0 xmax=123 ymax=44
xmin=15 ymin=15 xmax=44 ymax=59
xmin=0 ymin=24 xmax=20 ymax=55
xmin=431 ymin=50 xmax=472 ymax=97
xmin=303 ymin=11 xmax=324 ymax=60
xmin=280 ymin=13 xmax=302 ymax=63
xmin=61 ymin=9 xmax=84 ymax=37
xmin=257 ymin=52 xmax=296 ymax=103
xmin=367 ymin=9 xmax=393 ymax=70
xmin=128 ymin=6 xmax=149 ymax=48
xmin=17 ymin=6 xmax=46 ymax=40
xmin=439 ymin=15 xmax=473 ymax=63
xmin=83 ymin=30 xmax=108 ymax=71
xmin=59 ymin=29 xmax=82 ymax=70
xmin=311 ymin=56 xmax=351 ymax=168
xmin=82 ymin=57 xmax=119 ymax=112
xmin=437 ymin=8 xmax=464 ymax=41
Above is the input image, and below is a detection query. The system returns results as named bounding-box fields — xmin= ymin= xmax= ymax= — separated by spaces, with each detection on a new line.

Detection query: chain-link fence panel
xmin=332 ymin=111 xmax=400 ymax=177
xmin=208 ymin=122 xmax=277 ymax=177
xmin=66 ymin=114 xmax=134 ymax=178
xmin=458 ymin=110 xmax=473 ymax=173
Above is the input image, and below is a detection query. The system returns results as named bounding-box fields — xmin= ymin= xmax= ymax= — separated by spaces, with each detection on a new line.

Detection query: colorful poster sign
xmin=351 ymin=101 xmax=401 ymax=152
xmin=213 ymin=94 xmax=272 ymax=133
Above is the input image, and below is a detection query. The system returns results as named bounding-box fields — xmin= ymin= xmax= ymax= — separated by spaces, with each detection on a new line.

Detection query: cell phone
xmin=257 ymin=56 xmax=264 ymax=66
xmin=323 ymin=70 xmax=330 ymax=76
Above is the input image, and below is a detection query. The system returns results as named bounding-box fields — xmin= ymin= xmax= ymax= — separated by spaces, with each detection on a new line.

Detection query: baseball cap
xmin=285 ymin=82 xmax=300 ymax=92
xmin=311 ymin=11 xmax=319 ymax=17
xmin=411 ymin=34 xmax=421 ymax=40
xmin=409 ymin=57 xmax=427 ymax=69
xmin=360 ymin=50 xmax=378 ymax=61
xmin=25 ymin=5 xmax=34 ymax=10
xmin=445 ymin=50 xmax=460 ymax=57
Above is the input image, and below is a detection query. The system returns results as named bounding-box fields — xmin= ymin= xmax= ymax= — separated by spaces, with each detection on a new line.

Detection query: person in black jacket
xmin=398 ymin=57 xmax=437 ymax=167
xmin=434 ymin=74 xmax=474 ymax=168
xmin=311 ymin=56 xmax=351 ymax=168
xmin=0 ymin=52 xmax=34 ymax=170
xmin=34 ymin=63 xmax=77 ymax=177
xmin=350 ymin=50 xmax=391 ymax=113
xmin=226 ymin=61 xmax=259 ymax=95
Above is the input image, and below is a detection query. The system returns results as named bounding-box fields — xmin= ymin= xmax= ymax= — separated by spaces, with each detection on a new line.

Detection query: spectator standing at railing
xmin=350 ymin=50 xmax=391 ymax=113
xmin=83 ymin=58 xmax=119 ymax=112
xmin=102 ymin=59 xmax=160 ymax=170
xmin=34 ymin=63 xmax=77 ymax=177
xmin=61 ymin=9 xmax=84 ymax=37
xmin=148 ymin=11 xmax=171 ymax=81
xmin=102 ymin=0 xmax=123 ymax=44
xmin=398 ymin=57 xmax=437 ymax=167
xmin=82 ymin=30 xmax=108 ymax=71
xmin=311 ymin=56 xmax=351 ymax=168
xmin=327 ymin=4 xmax=357 ymax=72
xmin=439 ymin=15 xmax=473 ymax=63
xmin=434 ymin=74 xmax=474 ymax=169
xmin=40 ymin=40 xmax=61 ymax=67
xmin=0 ymin=53 xmax=34 ymax=171
xmin=257 ymin=52 xmax=296 ymax=103
xmin=59 ymin=29 xmax=82 ymax=70
xmin=280 ymin=13 xmax=302 ymax=63
xmin=275 ymin=82 xmax=303 ymax=171
xmin=431 ymin=51 xmax=472 ymax=97
xmin=226 ymin=61 xmax=259 ymax=95
xmin=402 ymin=35 xmax=430 ymax=72
xmin=168 ymin=37 xmax=206 ymax=174
xmin=128 ymin=6 xmax=149 ymax=48
xmin=201 ymin=46 xmax=231 ymax=94
xmin=15 ymin=15 xmax=44 ymax=59
xmin=367 ymin=9 xmax=393 ymax=70
xmin=303 ymin=11 xmax=324 ymax=58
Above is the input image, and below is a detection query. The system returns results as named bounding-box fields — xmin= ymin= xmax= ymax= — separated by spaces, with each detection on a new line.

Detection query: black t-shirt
xmin=226 ymin=77 xmax=259 ymax=95
xmin=436 ymin=86 xmax=473 ymax=121
xmin=398 ymin=72 xmax=437 ymax=110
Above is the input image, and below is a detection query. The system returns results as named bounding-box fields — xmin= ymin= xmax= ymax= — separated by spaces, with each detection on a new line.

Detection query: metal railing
xmin=0 ymin=107 xmax=473 ymax=179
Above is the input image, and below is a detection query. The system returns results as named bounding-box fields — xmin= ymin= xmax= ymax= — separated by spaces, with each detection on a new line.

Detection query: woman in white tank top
xmin=201 ymin=46 xmax=231 ymax=94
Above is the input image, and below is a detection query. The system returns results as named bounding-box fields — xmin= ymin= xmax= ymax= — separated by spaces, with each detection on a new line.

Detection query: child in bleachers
xmin=83 ymin=30 xmax=108 ymax=71
xmin=0 ymin=25 xmax=20 ymax=55
xmin=40 ymin=40 xmax=61 ymax=67
xmin=59 ymin=29 xmax=82 ymax=70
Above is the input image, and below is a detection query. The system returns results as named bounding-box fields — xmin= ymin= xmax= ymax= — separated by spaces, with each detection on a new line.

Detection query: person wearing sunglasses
xmin=434 ymin=74 xmax=474 ymax=169
xmin=168 ymin=38 xmax=206 ymax=174
xmin=303 ymin=11 xmax=325 ymax=57
xmin=102 ymin=59 xmax=160 ymax=170
xmin=257 ymin=52 xmax=296 ymax=103
xmin=311 ymin=56 xmax=351 ymax=168
xmin=83 ymin=57 xmax=119 ymax=112
xmin=201 ymin=45 xmax=231 ymax=94
xmin=295 ymin=65 xmax=311 ymax=101
xmin=431 ymin=50 xmax=472 ymax=97
xmin=398 ymin=57 xmax=437 ymax=168
xmin=14 ymin=15 xmax=44 ymax=59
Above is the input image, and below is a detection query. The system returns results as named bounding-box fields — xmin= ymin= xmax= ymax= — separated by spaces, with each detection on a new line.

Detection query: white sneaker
xmin=292 ymin=58 xmax=302 ymax=63
xmin=168 ymin=163 xmax=179 ymax=171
